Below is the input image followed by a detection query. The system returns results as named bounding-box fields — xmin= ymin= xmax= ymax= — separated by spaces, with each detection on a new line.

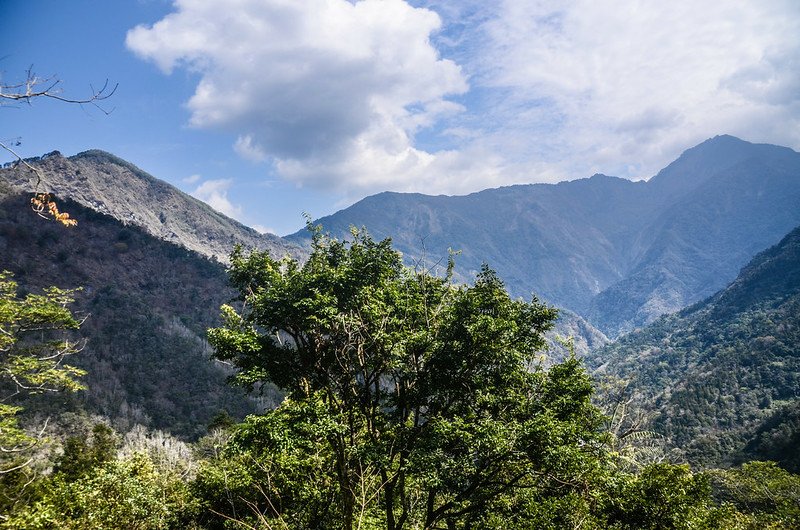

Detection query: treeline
xmin=3 ymin=417 xmax=799 ymax=528
xmin=2 ymin=229 xmax=799 ymax=528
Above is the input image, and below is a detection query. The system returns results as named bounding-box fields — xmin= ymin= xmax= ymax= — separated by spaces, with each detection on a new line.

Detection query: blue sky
xmin=2 ymin=1 xmax=799 ymax=235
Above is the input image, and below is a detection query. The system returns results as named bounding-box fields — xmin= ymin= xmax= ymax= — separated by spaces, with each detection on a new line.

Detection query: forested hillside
xmin=591 ymin=224 xmax=800 ymax=469
xmin=0 ymin=189 xmax=261 ymax=438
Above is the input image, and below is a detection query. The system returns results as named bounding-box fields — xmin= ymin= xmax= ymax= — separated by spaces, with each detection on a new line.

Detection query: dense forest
xmin=2 ymin=223 xmax=799 ymax=529
xmin=0 ymin=191 xmax=262 ymax=438
xmin=591 ymin=225 xmax=800 ymax=470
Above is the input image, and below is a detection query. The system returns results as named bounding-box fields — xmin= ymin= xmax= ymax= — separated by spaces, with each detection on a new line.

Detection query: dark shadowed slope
xmin=0 ymin=187 xmax=265 ymax=439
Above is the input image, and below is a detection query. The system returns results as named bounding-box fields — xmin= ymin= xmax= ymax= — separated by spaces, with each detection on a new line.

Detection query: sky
xmin=1 ymin=0 xmax=799 ymax=235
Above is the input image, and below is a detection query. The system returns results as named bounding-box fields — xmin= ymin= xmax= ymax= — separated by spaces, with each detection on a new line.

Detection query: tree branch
xmin=0 ymin=68 xmax=117 ymax=114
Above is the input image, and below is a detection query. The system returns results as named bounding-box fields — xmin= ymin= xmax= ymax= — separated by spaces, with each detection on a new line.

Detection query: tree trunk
xmin=334 ymin=440 xmax=355 ymax=530
xmin=382 ymin=469 xmax=397 ymax=530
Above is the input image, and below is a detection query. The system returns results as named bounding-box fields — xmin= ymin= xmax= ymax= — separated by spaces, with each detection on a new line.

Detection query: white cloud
xmin=191 ymin=178 xmax=242 ymax=218
xmin=233 ymin=135 xmax=267 ymax=162
xmin=251 ymin=224 xmax=276 ymax=235
xmin=127 ymin=0 xmax=467 ymax=194
xmin=128 ymin=0 xmax=800 ymax=196
xmin=470 ymin=0 xmax=800 ymax=179
xmin=182 ymin=174 xmax=201 ymax=184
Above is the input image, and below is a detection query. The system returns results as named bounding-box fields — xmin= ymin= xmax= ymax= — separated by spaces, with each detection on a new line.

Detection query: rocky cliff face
xmin=1 ymin=149 xmax=302 ymax=263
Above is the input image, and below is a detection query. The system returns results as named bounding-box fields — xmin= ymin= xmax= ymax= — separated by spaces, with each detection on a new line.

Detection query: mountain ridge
xmin=4 ymin=136 xmax=798 ymax=340
xmin=289 ymin=135 xmax=800 ymax=336
xmin=0 ymin=149 xmax=302 ymax=264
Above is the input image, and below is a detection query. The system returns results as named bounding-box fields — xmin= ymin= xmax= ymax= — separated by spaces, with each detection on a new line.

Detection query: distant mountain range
xmin=5 ymin=136 xmax=797 ymax=341
xmin=590 ymin=224 xmax=800 ymax=470
xmin=289 ymin=135 xmax=800 ymax=337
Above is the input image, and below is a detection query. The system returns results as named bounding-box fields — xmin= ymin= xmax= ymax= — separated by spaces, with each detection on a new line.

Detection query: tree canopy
xmin=0 ymin=270 xmax=84 ymax=473
xmin=205 ymin=229 xmax=610 ymax=529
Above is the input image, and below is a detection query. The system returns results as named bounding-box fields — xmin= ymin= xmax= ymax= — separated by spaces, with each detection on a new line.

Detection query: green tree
xmin=0 ymin=270 xmax=84 ymax=473
xmin=207 ymin=229 xmax=610 ymax=529
xmin=606 ymin=464 xmax=739 ymax=529
xmin=4 ymin=452 xmax=198 ymax=530
xmin=52 ymin=423 xmax=118 ymax=482
xmin=708 ymin=461 xmax=800 ymax=528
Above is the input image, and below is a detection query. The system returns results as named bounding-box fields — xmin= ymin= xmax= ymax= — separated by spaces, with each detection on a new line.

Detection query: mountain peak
xmin=698 ymin=133 xmax=748 ymax=145
xmin=72 ymin=149 xmax=125 ymax=163
xmin=0 ymin=150 xmax=302 ymax=263
xmin=648 ymin=135 xmax=797 ymax=195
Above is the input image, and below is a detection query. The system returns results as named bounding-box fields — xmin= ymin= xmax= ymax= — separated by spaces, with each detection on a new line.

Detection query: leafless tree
xmin=0 ymin=66 xmax=116 ymax=107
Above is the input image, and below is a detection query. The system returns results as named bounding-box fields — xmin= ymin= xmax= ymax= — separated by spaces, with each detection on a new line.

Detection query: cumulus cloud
xmin=127 ymin=0 xmax=467 ymax=194
xmin=191 ymin=178 xmax=242 ymax=218
xmin=128 ymin=0 xmax=800 ymax=195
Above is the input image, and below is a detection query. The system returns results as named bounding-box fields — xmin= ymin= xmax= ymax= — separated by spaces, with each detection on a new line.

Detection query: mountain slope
xmin=290 ymin=175 xmax=654 ymax=313
xmin=0 ymin=150 xmax=301 ymax=263
xmin=591 ymin=224 xmax=800 ymax=468
xmin=589 ymin=138 xmax=800 ymax=334
xmin=289 ymin=136 xmax=800 ymax=336
xmin=0 ymin=188 xmax=269 ymax=438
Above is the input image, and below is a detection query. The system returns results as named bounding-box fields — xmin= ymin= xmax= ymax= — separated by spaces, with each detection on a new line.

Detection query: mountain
xmin=588 ymin=137 xmax=800 ymax=334
xmin=0 ymin=184 xmax=276 ymax=438
xmin=288 ymin=136 xmax=800 ymax=337
xmin=0 ymin=150 xmax=308 ymax=438
xmin=290 ymin=176 xmax=652 ymax=315
xmin=590 ymin=224 xmax=800 ymax=469
xmin=0 ymin=150 xmax=301 ymax=263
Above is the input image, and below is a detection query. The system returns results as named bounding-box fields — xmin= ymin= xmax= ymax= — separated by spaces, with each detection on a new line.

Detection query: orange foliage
xmin=30 ymin=193 xmax=78 ymax=227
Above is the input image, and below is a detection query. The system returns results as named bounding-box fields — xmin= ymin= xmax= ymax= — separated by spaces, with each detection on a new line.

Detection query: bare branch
xmin=0 ymin=68 xmax=118 ymax=226
xmin=0 ymin=140 xmax=78 ymax=226
xmin=0 ymin=68 xmax=117 ymax=115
